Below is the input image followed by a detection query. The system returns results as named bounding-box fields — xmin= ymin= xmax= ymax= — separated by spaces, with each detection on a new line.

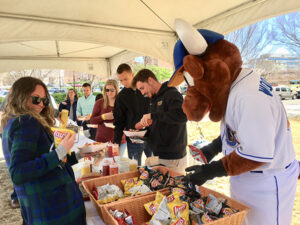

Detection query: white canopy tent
xmin=0 ymin=0 xmax=299 ymax=79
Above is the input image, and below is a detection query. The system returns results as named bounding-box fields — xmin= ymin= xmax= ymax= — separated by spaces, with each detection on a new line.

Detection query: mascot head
xmin=169 ymin=19 xmax=242 ymax=122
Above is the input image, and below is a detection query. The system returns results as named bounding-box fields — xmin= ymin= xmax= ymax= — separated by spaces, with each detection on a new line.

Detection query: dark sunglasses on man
xmin=105 ymin=89 xmax=115 ymax=92
xmin=31 ymin=96 xmax=50 ymax=106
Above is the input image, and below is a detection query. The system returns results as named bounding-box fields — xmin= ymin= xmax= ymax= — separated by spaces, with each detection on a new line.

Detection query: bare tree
xmin=2 ymin=69 xmax=54 ymax=85
xmin=273 ymin=11 xmax=300 ymax=55
xmin=143 ymin=56 xmax=152 ymax=67
xmin=250 ymin=56 xmax=278 ymax=77
xmin=225 ymin=21 xmax=272 ymax=67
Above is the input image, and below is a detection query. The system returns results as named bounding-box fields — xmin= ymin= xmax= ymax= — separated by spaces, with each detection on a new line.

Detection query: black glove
xmin=184 ymin=160 xmax=227 ymax=186
xmin=201 ymin=136 xmax=222 ymax=163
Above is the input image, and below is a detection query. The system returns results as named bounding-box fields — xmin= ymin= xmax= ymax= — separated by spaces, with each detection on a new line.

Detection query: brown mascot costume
xmin=169 ymin=19 xmax=299 ymax=225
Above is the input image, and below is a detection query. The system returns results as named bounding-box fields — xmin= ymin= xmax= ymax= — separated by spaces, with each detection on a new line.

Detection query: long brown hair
xmin=1 ymin=77 xmax=56 ymax=134
xmin=66 ymin=88 xmax=78 ymax=101
xmin=103 ymin=79 xmax=119 ymax=109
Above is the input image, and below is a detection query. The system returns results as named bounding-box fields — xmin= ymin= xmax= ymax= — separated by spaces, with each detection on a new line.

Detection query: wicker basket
xmin=82 ymin=166 xmax=182 ymax=219
xmin=101 ymin=186 xmax=249 ymax=225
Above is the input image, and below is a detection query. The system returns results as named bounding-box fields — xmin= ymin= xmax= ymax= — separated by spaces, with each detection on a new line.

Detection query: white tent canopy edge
xmin=0 ymin=0 xmax=299 ymax=79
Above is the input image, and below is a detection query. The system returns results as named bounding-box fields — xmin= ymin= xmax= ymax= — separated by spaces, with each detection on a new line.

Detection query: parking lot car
xmin=0 ymin=90 xmax=9 ymax=98
xmin=274 ymin=85 xmax=296 ymax=100
xmin=296 ymin=90 xmax=300 ymax=99
xmin=53 ymin=89 xmax=67 ymax=94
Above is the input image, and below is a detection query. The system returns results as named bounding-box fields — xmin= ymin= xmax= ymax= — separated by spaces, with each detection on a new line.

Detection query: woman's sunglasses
xmin=31 ymin=96 xmax=50 ymax=106
xmin=105 ymin=89 xmax=115 ymax=92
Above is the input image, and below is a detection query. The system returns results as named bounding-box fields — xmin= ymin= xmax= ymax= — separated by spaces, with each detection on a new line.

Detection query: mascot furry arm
xmin=169 ymin=19 xmax=264 ymax=185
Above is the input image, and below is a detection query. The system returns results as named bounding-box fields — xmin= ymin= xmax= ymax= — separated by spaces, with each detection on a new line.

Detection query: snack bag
xmin=167 ymin=200 xmax=189 ymax=223
xmin=121 ymin=177 xmax=139 ymax=196
xmin=221 ymin=207 xmax=236 ymax=217
xmin=190 ymin=198 xmax=205 ymax=214
xmin=51 ymin=127 xmax=75 ymax=161
xmin=205 ymin=194 xmax=223 ymax=215
xmin=188 ymin=139 xmax=210 ymax=164
xmin=150 ymin=197 xmax=171 ymax=225
xmin=171 ymin=188 xmax=186 ymax=197
xmin=127 ymin=183 xmax=151 ymax=196
xmin=94 ymin=184 xmax=123 ymax=204
xmin=144 ymin=191 xmax=165 ymax=215
xmin=201 ymin=213 xmax=213 ymax=223
xmin=170 ymin=217 xmax=187 ymax=225
xmin=51 ymin=127 xmax=75 ymax=149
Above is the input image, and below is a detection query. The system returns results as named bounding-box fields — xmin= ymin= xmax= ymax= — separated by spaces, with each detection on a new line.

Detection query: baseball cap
xmin=168 ymin=19 xmax=224 ymax=87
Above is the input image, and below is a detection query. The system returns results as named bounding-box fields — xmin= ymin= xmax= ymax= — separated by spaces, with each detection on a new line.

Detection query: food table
xmin=71 ymin=133 xmax=106 ymax=225
xmin=68 ymin=128 xmax=249 ymax=225
xmin=85 ymin=201 xmax=105 ymax=225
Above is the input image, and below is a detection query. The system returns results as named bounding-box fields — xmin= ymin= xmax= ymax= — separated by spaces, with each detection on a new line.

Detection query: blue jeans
xmin=143 ymin=141 xmax=152 ymax=158
xmin=127 ymin=139 xmax=144 ymax=166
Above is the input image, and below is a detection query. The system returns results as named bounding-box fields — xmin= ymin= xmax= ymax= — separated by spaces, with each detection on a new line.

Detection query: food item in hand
xmin=59 ymin=109 xmax=69 ymax=128
xmin=51 ymin=127 xmax=75 ymax=156
xmin=135 ymin=119 xmax=152 ymax=130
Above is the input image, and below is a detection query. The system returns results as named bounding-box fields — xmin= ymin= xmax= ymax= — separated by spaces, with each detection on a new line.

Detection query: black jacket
xmin=113 ymin=87 xmax=150 ymax=144
xmin=149 ymin=82 xmax=187 ymax=159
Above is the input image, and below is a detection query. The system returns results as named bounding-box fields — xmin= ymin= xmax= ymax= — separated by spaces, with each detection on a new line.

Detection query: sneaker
xmin=11 ymin=199 xmax=20 ymax=209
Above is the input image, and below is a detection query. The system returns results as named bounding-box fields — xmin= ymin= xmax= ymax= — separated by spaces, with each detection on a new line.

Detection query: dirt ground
xmin=0 ymin=118 xmax=300 ymax=224
xmin=187 ymin=117 xmax=300 ymax=225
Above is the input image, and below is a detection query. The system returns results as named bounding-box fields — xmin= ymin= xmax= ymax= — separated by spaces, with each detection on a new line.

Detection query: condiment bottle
xmin=102 ymin=160 xmax=110 ymax=176
xmin=129 ymin=159 xmax=138 ymax=171
xmin=107 ymin=143 xmax=113 ymax=157
xmin=112 ymin=144 xmax=119 ymax=157
xmin=118 ymin=159 xmax=130 ymax=173
xmin=81 ymin=158 xmax=92 ymax=176
xmin=109 ymin=162 xmax=119 ymax=175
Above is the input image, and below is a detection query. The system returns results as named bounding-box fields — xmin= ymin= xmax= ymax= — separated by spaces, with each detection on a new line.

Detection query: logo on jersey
xmin=225 ymin=124 xmax=239 ymax=147
xmin=259 ymin=77 xmax=273 ymax=96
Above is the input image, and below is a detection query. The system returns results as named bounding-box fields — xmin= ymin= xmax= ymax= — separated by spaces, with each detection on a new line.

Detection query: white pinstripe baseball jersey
xmin=220 ymin=69 xmax=295 ymax=172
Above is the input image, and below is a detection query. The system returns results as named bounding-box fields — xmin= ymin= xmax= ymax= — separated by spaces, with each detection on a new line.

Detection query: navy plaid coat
xmin=2 ymin=115 xmax=86 ymax=225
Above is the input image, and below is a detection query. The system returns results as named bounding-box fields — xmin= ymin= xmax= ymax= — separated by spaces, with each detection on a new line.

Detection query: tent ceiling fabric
xmin=0 ymin=0 xmax=299 ymax=78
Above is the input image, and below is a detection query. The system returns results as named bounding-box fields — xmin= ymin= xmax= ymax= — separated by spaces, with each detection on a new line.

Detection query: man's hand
xmin=140 ymin=113 xmax=151 ymax=127
xmin=85 ymin=114 xmax=91 ymax=120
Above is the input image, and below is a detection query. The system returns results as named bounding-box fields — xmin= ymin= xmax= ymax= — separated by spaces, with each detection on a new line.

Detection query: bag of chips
xmin=51 ymin=127 xmax=75 ymax=152
xmin=144 ymin=191 xmax=165 ymax=216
